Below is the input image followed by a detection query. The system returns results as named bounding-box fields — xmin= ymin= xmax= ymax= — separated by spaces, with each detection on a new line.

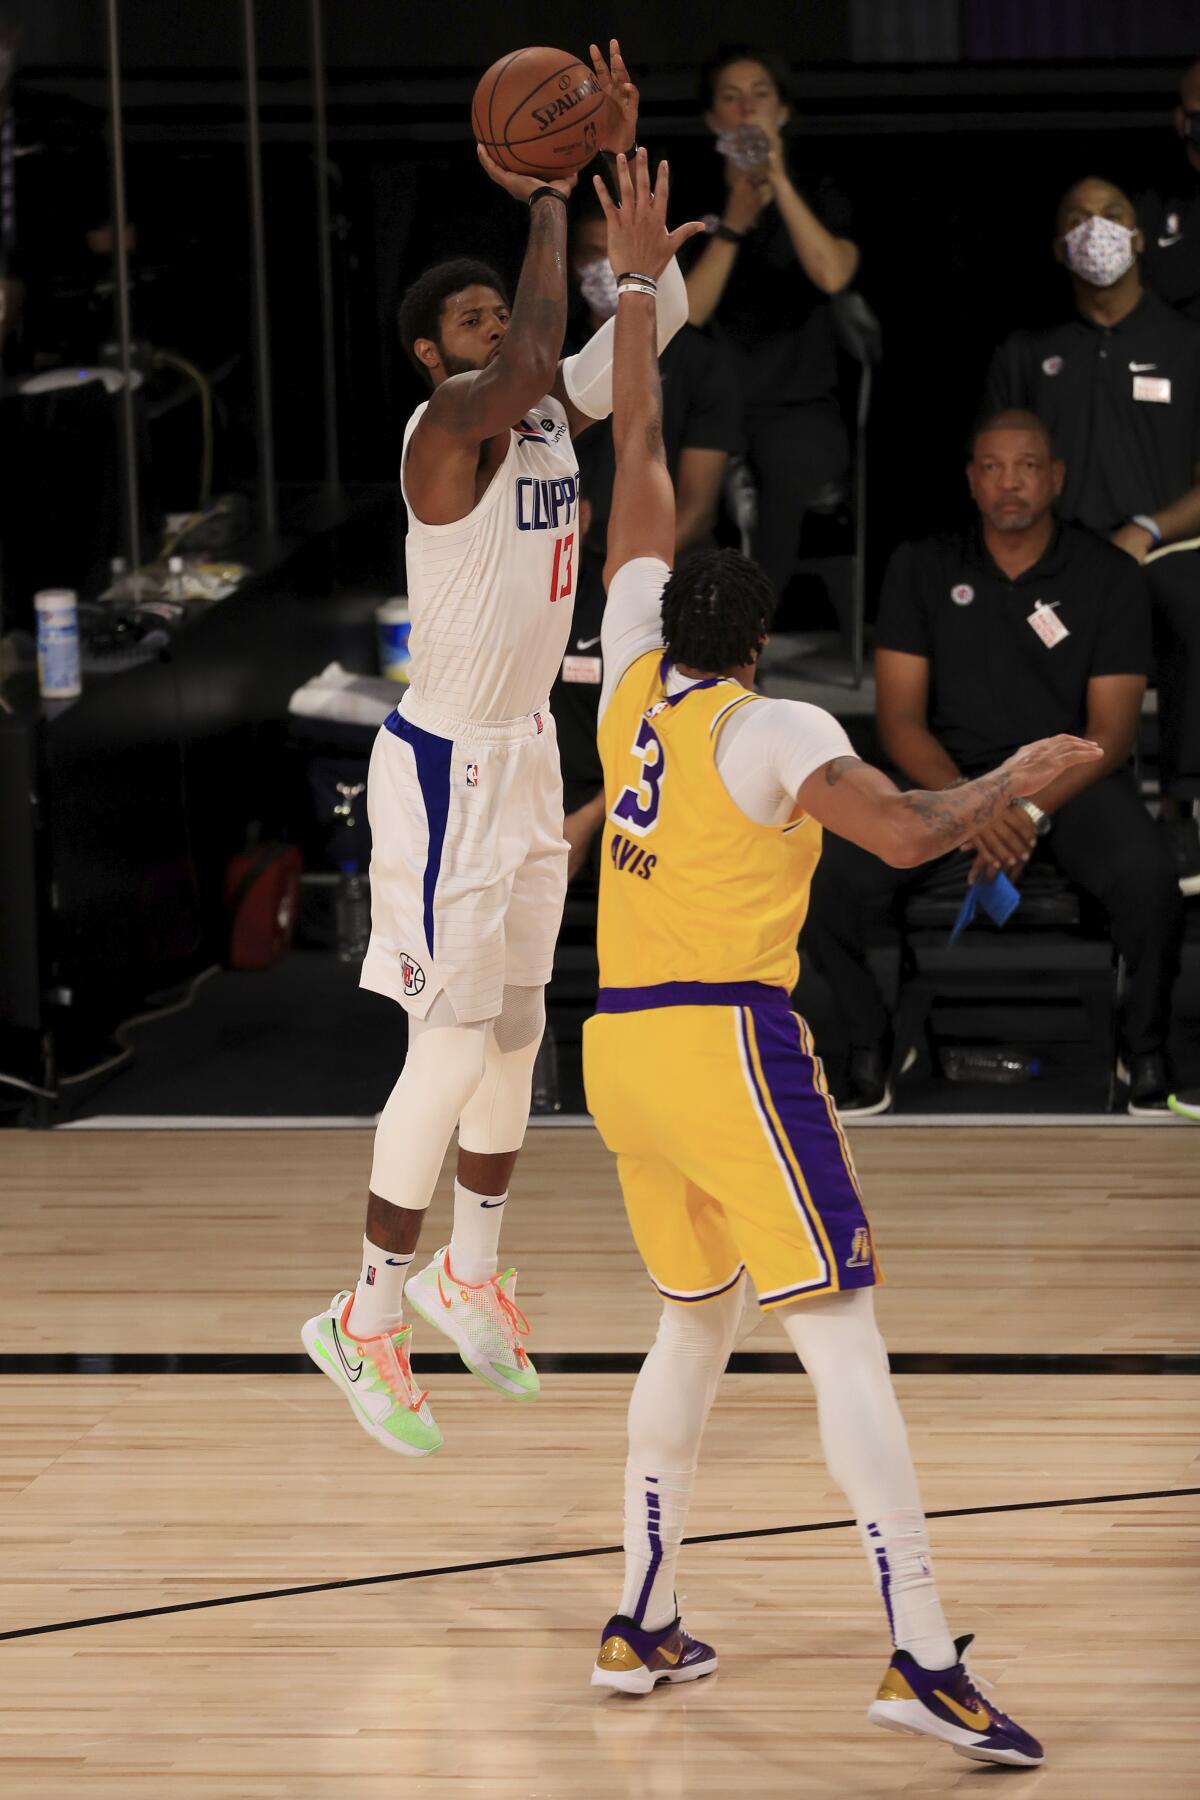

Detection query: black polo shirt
xmin=985 ymin=291 xmax=1200 ymax=532
xmin=1138 ymin=184 xmax=1200 ymax=323
xmin=875 ymin=523 xmax=1152 ymax=770
xmin=682 ymin=165 xmax=853 ymax=413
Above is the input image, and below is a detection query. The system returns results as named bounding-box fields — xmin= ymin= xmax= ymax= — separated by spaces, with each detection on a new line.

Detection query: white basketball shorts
xmin=359 ymin=693 xmax=568 ymax=1023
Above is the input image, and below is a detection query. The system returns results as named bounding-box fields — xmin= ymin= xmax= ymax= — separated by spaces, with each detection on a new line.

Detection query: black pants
xmin=746 ymin=400 xmax=848 ymax=600
xmin=1145 ymin=550 xmax=1200 ymax=799
xmin=802 ymin=771 xmax=1182 ymax=1056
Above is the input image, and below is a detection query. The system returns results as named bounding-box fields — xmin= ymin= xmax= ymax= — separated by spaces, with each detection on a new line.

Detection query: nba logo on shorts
xmin=466 ymin=761 xmax=479 ymax=787
xmin=533 ymin=711 xmax=544 ymax=734
xmin=846 ymin=1226 xmax=872 ymax=1268
xmin=398 ymin=952 xmax=426 ymax=997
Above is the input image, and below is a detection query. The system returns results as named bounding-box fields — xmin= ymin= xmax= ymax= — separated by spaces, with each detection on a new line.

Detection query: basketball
xmin=472 ymin=46 xmax=609 ymax=179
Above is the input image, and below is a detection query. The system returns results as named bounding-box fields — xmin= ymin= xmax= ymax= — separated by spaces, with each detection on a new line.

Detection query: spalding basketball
xmin=472 ymin=46 xmax=609 ymax=179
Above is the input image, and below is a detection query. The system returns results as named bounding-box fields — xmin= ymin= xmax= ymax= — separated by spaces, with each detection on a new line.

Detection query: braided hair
xmin=660 ymin=549 xmax=775 ymax=673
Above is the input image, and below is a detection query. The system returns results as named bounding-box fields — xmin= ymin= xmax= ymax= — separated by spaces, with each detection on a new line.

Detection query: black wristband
xmin=713 ymin=223 xmax=745 ymax=244
xmin=615 ymin=271 xmax=657 ymax=289
xmin=528 ymin=186 xmax=568 ymax=209
xmin=601 ymin=143 xmax=639 ymax=160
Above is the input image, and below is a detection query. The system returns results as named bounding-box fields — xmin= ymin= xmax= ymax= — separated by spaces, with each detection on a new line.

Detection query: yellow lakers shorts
xmin=584 ymin=983 xmax=881 ymax=1309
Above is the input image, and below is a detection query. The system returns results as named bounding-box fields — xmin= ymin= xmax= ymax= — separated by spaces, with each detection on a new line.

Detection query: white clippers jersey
xmin=400 ymin=393 xmax=581 ymax=722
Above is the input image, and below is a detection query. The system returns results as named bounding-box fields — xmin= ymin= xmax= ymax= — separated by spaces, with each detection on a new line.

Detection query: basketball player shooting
xmin=302 ymin=44 xmax=699 ymax=1458
xmin=581 ymin=147 xmax=1101 ymax=1764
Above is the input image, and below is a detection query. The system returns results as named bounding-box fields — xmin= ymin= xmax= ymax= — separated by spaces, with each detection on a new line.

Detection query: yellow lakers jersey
xmin=596 ymin=651 xmax=823 ymax=992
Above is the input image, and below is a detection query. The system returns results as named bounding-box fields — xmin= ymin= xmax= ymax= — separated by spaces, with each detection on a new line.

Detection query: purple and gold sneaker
xmin=591 ymin=1613 xmax=718 ymax=1695
xmin=868 ymin=1633 xmax=1043 ymax=1767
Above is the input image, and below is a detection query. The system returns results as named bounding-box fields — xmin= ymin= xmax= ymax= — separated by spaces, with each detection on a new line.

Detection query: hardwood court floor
xmin=0 ymin=1126 xmax=1197 ymax=1797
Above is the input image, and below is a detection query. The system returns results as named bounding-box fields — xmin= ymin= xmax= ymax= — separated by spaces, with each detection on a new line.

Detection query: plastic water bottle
xmin=335 ymin=862 xmax=371 ymax=963
xmin=35 ymin=588 xmax=82 ymax=698
xmin=942 ymin=1048 xmax=1042 ymax=1084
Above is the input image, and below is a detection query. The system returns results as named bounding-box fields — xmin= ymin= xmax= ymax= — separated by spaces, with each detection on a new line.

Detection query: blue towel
xmin=950 ymin=869 xmax=1021 ymax=945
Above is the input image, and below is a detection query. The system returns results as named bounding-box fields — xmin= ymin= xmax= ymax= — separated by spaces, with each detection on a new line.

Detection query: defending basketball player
xmin=582 ymin=150 xmax=1101 ymax=1764
xmin=302 ymin=44 xmax=704 ymax=1457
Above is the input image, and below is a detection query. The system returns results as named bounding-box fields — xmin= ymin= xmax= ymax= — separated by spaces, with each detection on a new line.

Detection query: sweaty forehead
xmin=444 ymin=285 xmax=506 ymax=319
xmin=1058 ymin=180 xmax=1133 ymax=227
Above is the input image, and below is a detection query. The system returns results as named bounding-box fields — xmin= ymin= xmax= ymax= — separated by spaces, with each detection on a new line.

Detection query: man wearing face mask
xmin=681 ymin=45 xmax=859 ymax=612
xmin=550 ymin=202 xmax=743 ymax=882
xmin=985 ymin=176 xmax=1200 ymax=895
xmin=1138 ymin=58 xmax=1200 ymax=323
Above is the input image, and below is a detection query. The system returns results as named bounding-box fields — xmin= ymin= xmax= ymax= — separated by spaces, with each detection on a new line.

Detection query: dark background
xmin=11 ymin=0 xmax=1200 ymax=595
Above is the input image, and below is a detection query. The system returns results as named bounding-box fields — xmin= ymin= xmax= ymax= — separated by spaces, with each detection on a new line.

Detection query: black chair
xmin=893 ymin=858 xmax=1126 ymax=1111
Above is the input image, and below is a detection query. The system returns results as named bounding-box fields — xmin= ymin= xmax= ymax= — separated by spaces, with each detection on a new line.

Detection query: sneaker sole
xmin=591 ymin=1656 xmax=717 ymax=1695
xmin=404 ymin=1283 xmax=539 ymax=1401
xmin=868 ymin=1700 xmax=1040 ymax=1768
xmin=837 ymin=1082 xmax=893 ymax=1118
xmin=300 ymin=1318 xmax=442 ymax=1456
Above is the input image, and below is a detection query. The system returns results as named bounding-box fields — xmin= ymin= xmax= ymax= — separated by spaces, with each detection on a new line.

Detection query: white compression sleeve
xmin=369 ymin=1020 xmax=488 ymax=1208
xmin=781 ymin=1288 xmax=956 ymax=1669
xmin=560 ymin=256 xmax=688 ymax=422
xmin=620 ymin=1282 xmax=746 ymax=1628
xmin=456 ymin=985 xmax=545 ymax=1157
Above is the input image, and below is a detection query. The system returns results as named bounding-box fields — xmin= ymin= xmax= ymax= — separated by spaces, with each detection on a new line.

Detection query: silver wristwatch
xmin=1013 ymin=798 xmax=1052 ymax=837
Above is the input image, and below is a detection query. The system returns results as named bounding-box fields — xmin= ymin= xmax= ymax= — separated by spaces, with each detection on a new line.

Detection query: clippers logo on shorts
xmin=398 ymin=952 xmax=426 ymax=997
xmin=1042 ymin=354 xmax=1063 ymax=376
xmin=466 ymin=761 xmax=479 ymax=787
xmin=846 ymin=1227 xmax=872 ymax=1268
xmin=515 ymin=472 xmax=579 ymax=531
xmin=950 ymin=583 xmax=974 ymax=606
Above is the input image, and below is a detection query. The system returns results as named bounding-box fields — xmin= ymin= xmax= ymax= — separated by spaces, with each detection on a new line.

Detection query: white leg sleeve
xmin=782 ymin=1289 xmax=956 ymax=1668
xmin=457 ymin=984 xmax=545 ymax=1157
xmin=620 ymin=1282 xmax=745 ymax=1628
xmin=369 ymin=1015 xmax=488 ymax=1209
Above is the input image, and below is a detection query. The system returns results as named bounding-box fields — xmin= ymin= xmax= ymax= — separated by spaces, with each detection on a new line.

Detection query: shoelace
xmin=958 ymin=1658 xmax=1009 ymax=1728
xmin=360 ymin=1330 xmax=429 ymax=1413
xmin=438 ymin=1262 xmax=532 ymax=1367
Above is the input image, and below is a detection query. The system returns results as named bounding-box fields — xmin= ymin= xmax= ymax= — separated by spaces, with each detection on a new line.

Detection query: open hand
xmin=592 ymin=148 xmax=705 ymax=282
xmin=476 ymin=143 xmax=576 ymax=204
xmin=589 ymin=37 xmax=639 ymax=155
xmin=999 ymin=733 xmax=1102 ymax=797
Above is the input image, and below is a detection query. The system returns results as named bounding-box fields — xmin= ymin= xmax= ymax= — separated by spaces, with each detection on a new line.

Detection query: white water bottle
xmin=35 ymin=589 xmax=83 ymax=698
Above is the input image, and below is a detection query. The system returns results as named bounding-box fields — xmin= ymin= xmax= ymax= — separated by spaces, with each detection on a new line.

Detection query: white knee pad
xmin=458 ymin=985 xmax=546 ymax=1156
xmin=370 ymin=1019 xmax=488 ymax=1208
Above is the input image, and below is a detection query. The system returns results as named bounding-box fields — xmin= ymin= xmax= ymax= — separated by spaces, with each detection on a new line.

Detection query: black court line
xmin=2 ymin=1485 xmax=1196 ymax=1645
xmin=2 ymin=1351 xmax=1198 ymax=1376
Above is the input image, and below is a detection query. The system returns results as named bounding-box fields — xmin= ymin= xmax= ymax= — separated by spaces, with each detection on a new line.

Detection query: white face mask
xmin=1063 ymin=214 xmax=1136 ymax=287
xmin=578 ymin=257 xmax=618 ymax=320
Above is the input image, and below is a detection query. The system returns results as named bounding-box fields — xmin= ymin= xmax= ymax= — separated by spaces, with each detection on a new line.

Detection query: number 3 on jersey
xmin=612 ymin=715 xmax=665 ymax=837
xmin=549 ymin=531 xmax=575 ymax=603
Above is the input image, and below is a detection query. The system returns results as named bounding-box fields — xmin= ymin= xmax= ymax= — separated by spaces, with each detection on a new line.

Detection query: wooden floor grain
xmin=0 ymin=1125 xmax=1197 ymax=1797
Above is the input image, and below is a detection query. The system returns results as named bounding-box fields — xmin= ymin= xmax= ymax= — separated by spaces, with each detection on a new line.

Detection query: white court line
xmin=58 ymin=1111 xmax=1185 ymax=1132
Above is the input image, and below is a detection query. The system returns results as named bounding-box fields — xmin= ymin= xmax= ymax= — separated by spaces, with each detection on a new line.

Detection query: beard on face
xmin=439 ymin=344 xmax=490 ymax=378
xmin=986 ymin=501 xmax=1037 ymax=532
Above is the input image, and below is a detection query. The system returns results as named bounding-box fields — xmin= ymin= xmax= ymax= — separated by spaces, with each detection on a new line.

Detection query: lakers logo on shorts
xmin=398 ymin=952 xmax=426 ymax=997
xmin=846 ymin=1226 xmax=872 ymax=1269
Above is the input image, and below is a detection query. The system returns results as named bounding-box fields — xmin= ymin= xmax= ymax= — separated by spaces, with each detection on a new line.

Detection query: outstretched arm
xmin=796 ymin=736 xmax=1102 ymax=869
xmin=594 ymin=150 xmax=704 ymax=587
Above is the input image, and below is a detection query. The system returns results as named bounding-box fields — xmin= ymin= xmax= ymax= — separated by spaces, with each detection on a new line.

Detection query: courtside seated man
xmin=303 ymin=46 xmax=698 ymax=1455
xmin=582 ymin=148 xmax=1100 ymax=1765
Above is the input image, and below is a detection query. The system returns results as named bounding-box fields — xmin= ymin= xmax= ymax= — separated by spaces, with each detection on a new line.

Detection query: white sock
xmin=620 ymin=1464 xmax=694 ymax=1629
xmin=347 ymin=1238 xmax=411 ymax=1337
xmin=448 ymin=1179 xmax=505 ymax=1284
xmin=861 ymin=1509 xmax=956 ymax=1670
xmin=782 ymin=1290 xmax=957 ymax=1671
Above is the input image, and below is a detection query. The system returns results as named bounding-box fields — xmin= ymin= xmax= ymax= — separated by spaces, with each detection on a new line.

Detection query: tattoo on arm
xmin=899 ymin=769 xmax=1014 ymax=846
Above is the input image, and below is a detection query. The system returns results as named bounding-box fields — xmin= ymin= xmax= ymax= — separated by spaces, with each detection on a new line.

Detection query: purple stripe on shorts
xmin=597 ymin=981 xmax=791 ymax=1015
xmin=749 ymin=1006 xmax=877 ymax=1293
xmin=385 ymin=712 xmax=452 ymax=959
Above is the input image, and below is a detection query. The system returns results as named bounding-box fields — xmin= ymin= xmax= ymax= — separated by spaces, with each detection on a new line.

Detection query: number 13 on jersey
xmin=549 ymin=531 xmax=575 ymax=603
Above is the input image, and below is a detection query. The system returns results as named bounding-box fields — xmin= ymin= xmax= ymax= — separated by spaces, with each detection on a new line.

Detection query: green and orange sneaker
xmin=301 ymin=1291 xmax=442 ymax=1456
xmin=405 ymin=1247 xmax=539 ymax=1400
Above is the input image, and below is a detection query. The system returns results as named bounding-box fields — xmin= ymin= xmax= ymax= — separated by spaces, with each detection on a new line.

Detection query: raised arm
xmin=592 ymin=151 xmax=704 ymax=585
xmin=796 ymin=736 xmax=1102 ymax=869
xmin=421 ymin=158 xmax=575 ymax=448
